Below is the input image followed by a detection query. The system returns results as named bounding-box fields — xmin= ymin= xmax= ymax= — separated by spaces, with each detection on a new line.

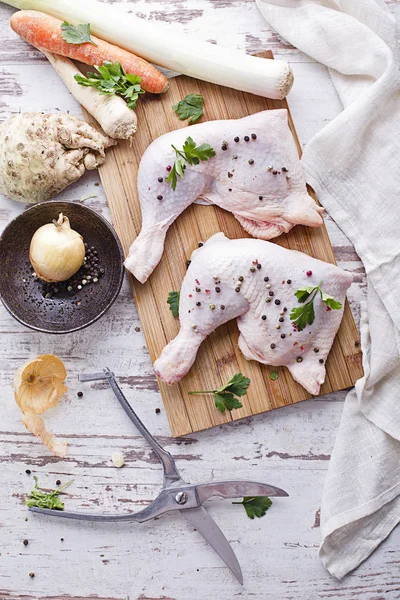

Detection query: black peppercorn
xmin=259 ymin=196 xmax=263 ymax=201
xmin=257 ymin=263 xmax=262 ymax=269
xmin=198 ymin=242 xmax=203 ymax=247
xmin=77 ymin=391 xmax=83 ymax=398
xmin=29 ymin=573 xmax=35 ymax=578
xmin=296 ymin=357 xmax=303 ymax=363
xmin=283 ymin=307 xmax=287 ymax=312
xmin=215 ymin=287 xmax=221 ymax=293
xmin=228 ymin=172 xmax=233 ymax=178
xmin=238 ymin=276 xmax=244 ymax=282
xmin=195 ymin=287 xmax=201 ymax=292
xmin=251 ymin=133 xmax=257 ymax=140
xmin=25 ymin=469 xmax=31 ymax=475
xmin=314 ymin=348 xmax=319 ymax=353
xmin=158 ymin=177 xmax=163 ymax=182
xmin=275 ymin=299 xmax=281 ymax=305
xmin=273 ymin=170 xmax=278 ymax=175
xmin=264 ymin=277 xmax=269 ymax=282
xmin=319 ymin=359 xmax=324 ymax=364
xmin=23 ymin=539 xmax=29 ymax=546
xmin=261 ymin=315 xmax=267 ymax=320
xmin=196 ymin=302 xmax=201 ymax=306
xmin=234 ymin=136 xmax=239 ymax=142
xmin=56 ymin=480 xmax=61 ymax=486
xmin=279 ymin=317 xmax=284 ymax=323
xmin=235 ymin=287 xmax=240 ymax=292
xmin=155 ymin=408 xmax=161 ymax=414
xmin=244 ymin=135 xmax=250 ymax=142
xmin=270 ymin=343 xmax=276 ymax=349
xmin=228 ymin=188 xmax=232 ymax=192
xmin=287 ymin=279 xmax=292 ymax=284
xmin=157 ymin=195 xmax=163 ymax=201
xmin=220 ymin=305 xmax=225 ymax=310
xmin=282 ymin=167 xmax=288 ymax=172
xmin=221 ymin=144 xmax=228 ymax=150
xmin=281 ymin=334 xmax=286 ymax=339
xmin=185 ymin=260 xmax=191 ymax=268
xmin=61 ymin=538 xmax=64 ymax=542
xmin=269 ymin=291 xmax=274 ymax=297
xmin=248 ymin=159 xmax=254 ymax=165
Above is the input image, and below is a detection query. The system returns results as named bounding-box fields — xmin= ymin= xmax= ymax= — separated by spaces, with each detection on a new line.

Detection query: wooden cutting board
xmin=85 ymin=50 xmax=363 ymax=437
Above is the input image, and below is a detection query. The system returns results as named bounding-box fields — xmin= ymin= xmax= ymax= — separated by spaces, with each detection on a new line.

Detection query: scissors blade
xmin=195 ymin=481 xmax=288 ymax=504
xmin=180 ymin=505 xmax=243 ymax=584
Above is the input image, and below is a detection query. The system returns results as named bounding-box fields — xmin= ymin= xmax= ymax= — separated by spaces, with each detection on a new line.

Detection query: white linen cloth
xmin=256 ymin=0 xmax=400 ymax=580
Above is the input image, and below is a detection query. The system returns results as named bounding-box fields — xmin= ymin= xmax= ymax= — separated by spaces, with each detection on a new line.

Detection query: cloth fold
xmin=256 ymin=0 xmax=400 ymax=579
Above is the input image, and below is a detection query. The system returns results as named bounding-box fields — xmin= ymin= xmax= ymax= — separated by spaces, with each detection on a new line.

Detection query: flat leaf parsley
xmin=232 ymin=496 xmax=272 ymax=519
xmin=167 ymin=291 xmax=180 ymax=318
xmin=25 ymin=477 xmax=73 ymax=511
xmin=172 ymin=94 xmax=204 ymax=124
xmin=75 ymin=61 xmax=144 ymax=109
xmin=167 ymin=136 xmax=215 ymax=190
xmin=188 ymin=373 xmax=250 ymax=413
xmin=61 ymin=22 xmax=98 ymax=46
xmin=290 ymin=281 xmax=342 ymax=332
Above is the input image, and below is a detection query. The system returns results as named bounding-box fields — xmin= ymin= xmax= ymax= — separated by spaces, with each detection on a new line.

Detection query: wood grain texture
xmin=0 ymin=1 xmax=397 ymax=598
xmin=89 ymin=51 xmax=363 ymax=437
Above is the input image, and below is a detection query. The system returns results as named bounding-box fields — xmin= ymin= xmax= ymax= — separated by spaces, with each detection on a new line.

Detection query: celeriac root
xmin=0 ymin=112 xmax=115 ymax=203
xmin=43 ymin=50 xmax=137 ymax=141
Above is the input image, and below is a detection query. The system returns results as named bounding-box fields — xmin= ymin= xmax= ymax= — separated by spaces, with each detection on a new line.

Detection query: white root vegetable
xmin=3 ymin=0 xmax=294 ymax=100
xmin=0 ymin=112 xmax=115 ymax=203
xmin=42 ymin=51 xmax=137 ymax=141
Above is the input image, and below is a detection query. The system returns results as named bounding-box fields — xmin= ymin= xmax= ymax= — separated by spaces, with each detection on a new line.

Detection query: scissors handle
xmin=82 ymin=369 xmax=180 ymax=484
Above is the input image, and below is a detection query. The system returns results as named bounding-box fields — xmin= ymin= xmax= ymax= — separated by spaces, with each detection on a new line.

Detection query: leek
xmin=2 ymin=0 xmax=294 ymax=99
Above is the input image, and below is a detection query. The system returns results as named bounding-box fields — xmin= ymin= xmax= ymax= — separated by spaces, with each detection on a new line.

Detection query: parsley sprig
xmin=25 ymin=476 xmax=73 ymax=510
xmin=75 ymin=61 xmax=145 ymax=109
xmin=167 ymin=291 xmax=180 ymax=318
xmin=290 ymin=281 xmax=342 ymax=332
xmin=167 ymin=136 xmax=215 ymax=191
xmin=188 ymin=373 xmax=250 ymax=413
xmin=232 ymin=496 xmax=272 ymax=519
xmin=61 ymin=22 xmax=98 ymax=46
xmin=172 ymin=94 xmax=204 ymax=124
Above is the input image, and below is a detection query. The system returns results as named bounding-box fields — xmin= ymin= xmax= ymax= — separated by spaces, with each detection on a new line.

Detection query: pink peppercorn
xmin=306 ymin=270 xmax=312 ymax=277
xmin=166 ymin=165 xmax=172 ymax=172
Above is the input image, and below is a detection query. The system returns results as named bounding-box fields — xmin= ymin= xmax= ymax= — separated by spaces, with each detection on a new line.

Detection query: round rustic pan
xmin=0 ymin=201 xmax=125 ymax=334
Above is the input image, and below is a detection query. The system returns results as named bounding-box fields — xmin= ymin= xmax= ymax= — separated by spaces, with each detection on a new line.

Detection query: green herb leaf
xmin=294 ymin=286 xmax=316 ymax=303
xmin=25 ymin=476 xmax=73 ymax=511
xmin=290 ymin=282 xmax=342 ymax=332
xmin=75 ymin=61 xmax=144 ymax=109
xmin=61 ymin=22 xmax=98 ymax=46
xmin=167 ymin=291 xmax=180 ymax=318
xmin=213 ymin=392 xmax=243 ymax=413
xmin=217 ymin=372 xmax=250 ymax=397
xmin=188 ymin=372 xmax=249 ymax=413
xmin=232 ymin=496 xmax=272 ymax=519
xmin=290 ymin=300 xmax=315 ymax=332
xmin=167 ymin=137 xmax=215 ymax=190
xmin=269 ymin=370 xmax=279 ymax=381
xmin=173 ymin=94 xmax=204 ymax=124
xmin=320 ymin=290 xmax=342 ymax=311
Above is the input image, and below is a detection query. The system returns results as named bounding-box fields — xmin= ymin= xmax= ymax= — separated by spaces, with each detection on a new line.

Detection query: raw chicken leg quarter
xmin=154 ymin=234 xmax=353 ymax=395
xmin=125 ymin=109 xmax=324 ymax=283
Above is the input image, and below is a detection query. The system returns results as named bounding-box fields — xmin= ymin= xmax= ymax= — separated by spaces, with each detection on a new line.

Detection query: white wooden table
xmin=1 ymin=2 xmax=400 ymax=599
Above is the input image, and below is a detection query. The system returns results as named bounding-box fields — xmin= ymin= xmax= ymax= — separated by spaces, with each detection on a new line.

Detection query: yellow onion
xmin=29 ymin=213 xmax=85 ymax=282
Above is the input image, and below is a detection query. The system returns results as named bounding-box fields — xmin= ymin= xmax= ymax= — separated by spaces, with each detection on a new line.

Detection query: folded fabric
xmin=255 ymin=0 xmax=400 ymax=579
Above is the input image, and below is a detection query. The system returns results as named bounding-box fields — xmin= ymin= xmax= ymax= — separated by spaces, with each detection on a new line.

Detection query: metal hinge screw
xmin=175 ymin=491 xmax=188 ymax=505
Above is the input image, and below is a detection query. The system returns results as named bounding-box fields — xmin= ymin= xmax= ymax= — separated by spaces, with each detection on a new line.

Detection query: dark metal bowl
xmin=0 ymin=201 xmax=125 ymax=334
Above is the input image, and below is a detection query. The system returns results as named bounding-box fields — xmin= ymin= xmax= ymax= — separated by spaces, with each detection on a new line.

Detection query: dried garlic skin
xmin=13 ymin=354 xmax=68 ymax=457
xmin=112 ymin=453 xmax=125 ymax=468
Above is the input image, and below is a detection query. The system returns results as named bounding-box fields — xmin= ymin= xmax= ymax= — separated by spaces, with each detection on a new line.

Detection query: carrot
xmin=10 ymin=10 xmax=168 ymax=94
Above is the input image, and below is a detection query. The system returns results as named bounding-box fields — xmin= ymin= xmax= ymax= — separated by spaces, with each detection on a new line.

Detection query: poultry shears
xmin=29 ymin=368 xmax=288 ymax=584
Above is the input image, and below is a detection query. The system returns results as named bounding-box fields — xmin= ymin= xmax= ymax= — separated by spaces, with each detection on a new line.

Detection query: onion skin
xmin=29 ymin=213 xmax=85 ymax=282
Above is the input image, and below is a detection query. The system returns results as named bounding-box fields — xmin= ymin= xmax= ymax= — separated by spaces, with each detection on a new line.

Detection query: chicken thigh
xmin=154 ymin=233 xmax=353 ymax=395
xmin=125 ymin=109 xmax=324 ymax=283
